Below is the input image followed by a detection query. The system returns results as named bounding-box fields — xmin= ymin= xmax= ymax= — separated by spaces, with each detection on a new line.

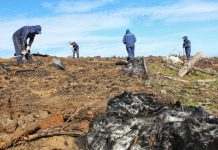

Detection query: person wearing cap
xmin=12 ymin=25 xmax=42 ymax=64
xmin=123 ymin=29 xmax=136 ymax=61
xmin=69 ymin=42 xmax=79 ymax=58
xmin=183 ymin=36 xmax=191 ymax=60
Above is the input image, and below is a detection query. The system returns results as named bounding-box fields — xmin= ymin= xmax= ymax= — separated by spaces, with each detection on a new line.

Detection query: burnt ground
xmin=0 ymin=56 xmax=217 ymax=149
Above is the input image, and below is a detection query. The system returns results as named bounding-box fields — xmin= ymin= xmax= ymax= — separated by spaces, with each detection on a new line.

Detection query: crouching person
xmin=69 ymin=42 xmax=79 ymax=58
xmin=13 ymin=25 xmax=42 ymax=64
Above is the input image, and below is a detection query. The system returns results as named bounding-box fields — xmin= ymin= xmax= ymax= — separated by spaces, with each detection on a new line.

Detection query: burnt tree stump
xmin=125 ymin=57 xmax=149 ymax=79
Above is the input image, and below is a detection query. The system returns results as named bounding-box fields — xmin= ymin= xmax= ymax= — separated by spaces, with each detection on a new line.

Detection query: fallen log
xmin=0 ymin=112 xmax=64 ymax=149
xmin=15 ymin=69 xmax=36 ymax=76
xmin=0 ymin=122 xmax=40 ymax=149
xmin=163 ymin=63 xmax=178 ymax=71
xmin=164 ymin=76 xmax=189 ymax=84
xmin=62 ymin=101 xmax=97 ymax=129
xmin=193 ymin=67 xmax=218 ymax=75
xmin=178 ymin=52 xmax=203 ymax=77
xmin=199 ymin=88 xmax=218 ymax=96
xmin=23 ymin=130 xmax=84 ymax=142
xmin=196 ymin=79 xmax=216 ymax=84
xmin=115 ymin=61 xmax=128 ymax=66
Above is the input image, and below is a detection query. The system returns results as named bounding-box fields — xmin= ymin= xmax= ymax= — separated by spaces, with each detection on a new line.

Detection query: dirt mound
xmin=84 ymin=92 xmax=218 ymax=150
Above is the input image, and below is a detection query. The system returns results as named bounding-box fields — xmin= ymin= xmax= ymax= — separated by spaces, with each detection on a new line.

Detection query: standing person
xmin=12 ymin=25 xmax=42 ymax=64
xmin=183 ymin=36 xmax=191 ymax=60
xmin=69 ymin=42 xmax=79 ymax=58
xmin=123 ymin=29 xmax=136 ymax=61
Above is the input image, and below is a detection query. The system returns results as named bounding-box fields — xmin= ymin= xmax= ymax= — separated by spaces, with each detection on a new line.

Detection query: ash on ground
xmin=82 ymin=92 xmax=218 ymax=150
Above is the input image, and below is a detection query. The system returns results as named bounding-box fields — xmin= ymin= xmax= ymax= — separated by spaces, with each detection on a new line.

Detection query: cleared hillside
xmin=0 ymin=56 xmax=217 ymax=149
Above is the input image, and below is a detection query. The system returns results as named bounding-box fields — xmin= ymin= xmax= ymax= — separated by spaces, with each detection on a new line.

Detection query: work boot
xmin=129 ymin=57 xmax=135 ymax=62
xmin=17 ymin=60 xmax=24 ymax=65
xmin=27 ymin=55 xmax=33 ymax=64
xmin=16 ymin=56 xmax=24 ymax=65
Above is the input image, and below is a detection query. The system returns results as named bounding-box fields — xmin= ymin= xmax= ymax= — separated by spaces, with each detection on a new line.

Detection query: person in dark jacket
xmin=69 ymin=42 xmax=79 ymax=58
xmin=183 ymin=36 xmax=191 ymax=60
xmin=12 ymin=25 xmax=42 ymax=64
xmin=123 ymin=29 xmax=136 ymax=61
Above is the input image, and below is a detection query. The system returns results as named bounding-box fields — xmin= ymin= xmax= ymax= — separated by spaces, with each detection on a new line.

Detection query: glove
xmin=21 ymin=50 xmax=28 ymax=55
xmin=26 ymin=46 xmax=31 ymax=51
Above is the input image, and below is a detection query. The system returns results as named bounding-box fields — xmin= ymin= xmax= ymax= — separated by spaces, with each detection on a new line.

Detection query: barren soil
xmin=0 ymin=56 xmax=217 ymax=149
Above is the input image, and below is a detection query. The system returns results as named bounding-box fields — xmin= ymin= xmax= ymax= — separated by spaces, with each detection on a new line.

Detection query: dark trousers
xmin=126 ymin=46 xmax=135 ymax=61
xmin=185 ymin=48 xmax=191 ymax=60
xmin=73 ymin=50 xmax=79 ymax=58
xmin=13 ymin=36 xmax=32 ymax=63
xmin=13 ymin=36 xmax=22 ymax=62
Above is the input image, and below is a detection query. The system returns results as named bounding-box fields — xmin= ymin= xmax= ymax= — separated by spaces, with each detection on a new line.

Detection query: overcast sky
xmin=0 ymin=0 xmax=218 ymax=58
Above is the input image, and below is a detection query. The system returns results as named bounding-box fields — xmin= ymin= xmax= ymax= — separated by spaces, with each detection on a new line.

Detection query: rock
xmin=53 ymin=57 xmax=65 ymax=70
xmin=17 ymin=113 xmax=37 ymax=128
xmin=40 ymin=112 xmax=64 ymax=130
xmin=0 ymin=133 xmax=9 ymax=147
xmin=0 ymin=114 xmax=17 ymax=133
xmin=163 ymin=56 xmax=183 ymax=64
xmin=144 ymin=80 xmax=151 ymax=86
xmin=161 ymin=89 xmax=167 ymax=95
xmin=83 ymin=92 xmax=218 ymax=150
xmin=38 ymin=110 xmax=49 ymax=119
xmin=110 ymin=86 xmax=119 ymax=92
xmin=0 ymin=133 xmax=9 ymax=140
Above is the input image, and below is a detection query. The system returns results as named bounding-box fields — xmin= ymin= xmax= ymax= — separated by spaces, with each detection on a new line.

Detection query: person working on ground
xmin=123 ymin=29 xmax=136 ymax=61
xmin=69 ymin=42 xmax=79 ymax=58
xmin=13 ymin=25 xmax=42 ymax=64
xmin=183 ymin=36 xmax=191 ymax=60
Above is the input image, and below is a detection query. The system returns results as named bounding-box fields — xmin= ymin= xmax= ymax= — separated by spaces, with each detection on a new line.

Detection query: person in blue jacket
xmin=183 ymin=36 xmax=191 ymax=60
xmin=69 ymin=41 xmax=79 ymax=58
xmin=123 ymin=29 xmax=136 ymax=61
xmin=12 ymin=25 xmax=42 ymax=64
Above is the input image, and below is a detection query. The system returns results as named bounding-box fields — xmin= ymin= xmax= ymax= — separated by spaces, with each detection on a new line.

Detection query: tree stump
xmin=125 ymin=58 xmax=149 ymax=79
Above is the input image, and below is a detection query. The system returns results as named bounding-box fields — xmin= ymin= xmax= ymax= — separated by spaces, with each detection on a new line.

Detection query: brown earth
xmin=0 ymin=56 xmax=217 ymax=149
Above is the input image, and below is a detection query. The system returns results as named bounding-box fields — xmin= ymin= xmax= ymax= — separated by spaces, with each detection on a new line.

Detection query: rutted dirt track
xmin=0 ymin=56 xmax=218 ymax=149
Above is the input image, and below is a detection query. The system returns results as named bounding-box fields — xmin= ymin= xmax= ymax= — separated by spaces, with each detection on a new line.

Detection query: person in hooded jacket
xmin=123 ymin=29 xmax=136 ymax=61
xmin=69 ymin=41 xmax=79 ymax=58
xmin=12 ymin=25 xmax=42 ymax=64
xmin=183 ymin=36 xmax=191 ymax=60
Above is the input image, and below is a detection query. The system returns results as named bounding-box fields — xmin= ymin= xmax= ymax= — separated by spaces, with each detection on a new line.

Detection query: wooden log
xmin=193 ymin=67 xmax=218 ymax=75
xmin=164 ymin=76 xmax=189 ymax=84
xmin=142 ymin=58 xmax=149 ymax=79
xmin=0 ymin=112 xmax=64 ymax=149
xmin=163 ymin=63 xmax=178 ymax=71
xmin=178 ymin=52 xmax=203 ymax=77
xmin=23 ymin=130 xmax=84 ymax=142
xmin=0 ymin=122 xmax=40 ymax=149
xmin=196 ymin=79 xmax=216 ymax=84
xmin=115 ymin=61 xmax=128 ymax=66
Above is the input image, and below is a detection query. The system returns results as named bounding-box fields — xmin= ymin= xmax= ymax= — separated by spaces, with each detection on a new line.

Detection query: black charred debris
xmin=32 ymin=53 xmax=49 ymax=57
xmin=81 ymin=92 xmax=218 ymax=150
xmin=115 ymin=58 xmax=149 ymax=79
